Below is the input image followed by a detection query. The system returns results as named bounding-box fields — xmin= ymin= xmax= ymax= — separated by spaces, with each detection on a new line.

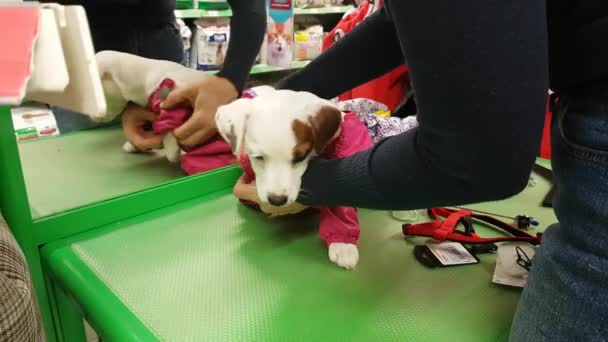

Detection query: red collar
xmin=402 ymin=208 xmax=542 ymax=245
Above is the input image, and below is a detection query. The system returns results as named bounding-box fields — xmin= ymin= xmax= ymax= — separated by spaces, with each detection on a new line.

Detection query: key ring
xmin=515 ymin=246 xmax=532 ymax=271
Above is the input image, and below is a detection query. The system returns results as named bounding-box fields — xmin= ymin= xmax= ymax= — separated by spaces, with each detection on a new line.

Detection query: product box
xmin=191 ymin=20 xmax=230 ymax=71
xmin=294 ymin=25 xmax=323 ymax=61
xmin=11 ymin=105 xmax=60 ymax=141
xmin=266 ymin=0 xmax=294 ymax=68
xmin=177 ymin=19 xmax=192 ymax=67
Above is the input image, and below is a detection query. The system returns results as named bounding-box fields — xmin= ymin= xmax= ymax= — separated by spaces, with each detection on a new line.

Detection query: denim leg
xmin=54 ymin=107 xmax=99 ymax=133
xmin=510 ymin=98 xmax=608 ymax=341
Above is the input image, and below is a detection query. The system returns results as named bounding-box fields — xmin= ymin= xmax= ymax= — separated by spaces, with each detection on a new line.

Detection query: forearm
xmin=216 ymin=0 xmax=266 ymax=94
xmin=277 ymin=8 xmax=404 ymax=99
xmin=299 ymin=0 xmax=549 ymax=209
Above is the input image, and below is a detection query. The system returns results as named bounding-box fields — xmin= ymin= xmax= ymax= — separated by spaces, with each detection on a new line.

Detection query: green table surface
xmin=18 ymin=127 xmax=193 ymax=219
xmin=46 ymin=164 xmax=556 ymax=341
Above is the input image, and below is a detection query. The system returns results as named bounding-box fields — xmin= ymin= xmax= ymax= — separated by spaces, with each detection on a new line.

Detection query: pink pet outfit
xmin=238 ymin=112 xmax=373 ymax=246
xmin=147 ymin=78 xmax=236 ymax=175
xmin=148 ymin=80 xmax=374 ymax=246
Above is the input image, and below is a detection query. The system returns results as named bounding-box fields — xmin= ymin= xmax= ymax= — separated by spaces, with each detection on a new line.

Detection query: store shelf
xmin=294 ymin=5 xmax=353 ymax=15
xmin=175 ymin=8 xmax=232 ymax=18
xmin=203 ymin=60 xmax=310 ymax=75
xmin=175 ymin=5 xmax=353 ymax=19
xmin=250 ymin=60 xmax=310 ymax=74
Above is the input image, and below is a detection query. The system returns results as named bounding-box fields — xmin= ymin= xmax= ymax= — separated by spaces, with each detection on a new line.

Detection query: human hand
xmin=233 ymin=175 xmax=308 ymax=216
xmin=160 ymin=76 xmax=238 ymax=147
xmin=121 ymin=103 xmax=163 ymax=151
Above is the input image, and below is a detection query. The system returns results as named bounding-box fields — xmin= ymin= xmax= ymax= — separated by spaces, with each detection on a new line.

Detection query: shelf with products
xmin=250 ymin=60 xmax=310 ymax=74
xmin=175 ymin=5 xmax=353 ymax=19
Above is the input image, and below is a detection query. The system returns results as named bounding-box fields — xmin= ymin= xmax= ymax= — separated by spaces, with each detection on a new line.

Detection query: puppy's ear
xmin=216 ymin=98 xmax=252 ymax=155
xmin=308 ymin=105 xmax=342 ymax=154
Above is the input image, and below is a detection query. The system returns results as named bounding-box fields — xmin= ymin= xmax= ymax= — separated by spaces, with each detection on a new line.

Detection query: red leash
xmin=402 ymin=208 xmax=542 ymax=245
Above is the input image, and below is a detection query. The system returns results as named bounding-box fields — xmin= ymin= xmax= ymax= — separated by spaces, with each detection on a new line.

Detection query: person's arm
xmin=159 ymin=0 xmax=266 ymax=147
xmin=216 ymin=0 xmax=267 ymax=94
xmin=277 ymin=8 xmax=404 ymax=99
xmin=298 ymin=0 xmax=549 ymax=210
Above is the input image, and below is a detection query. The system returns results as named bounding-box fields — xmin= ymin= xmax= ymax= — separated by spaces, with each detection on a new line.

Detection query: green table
xmin=43 ymin=163 xmax=555 ymax=342
xmin=19 ymin=127 xmax=188 ymax=219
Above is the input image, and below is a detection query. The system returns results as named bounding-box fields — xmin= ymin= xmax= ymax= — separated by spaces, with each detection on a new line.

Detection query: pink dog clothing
xmin=148 ymin=80 xmax=374 ymax=246
xmin=239 ymin=113 xmax=373 ymax=246
xmin=147 ymin=78 xmax=236 ymax=175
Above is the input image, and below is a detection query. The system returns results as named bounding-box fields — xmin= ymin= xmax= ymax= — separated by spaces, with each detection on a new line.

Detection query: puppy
xmin=93 ymin=50 xmax=208 ymax=162
xmin=217 ymin=87 xmax=373 ymax=269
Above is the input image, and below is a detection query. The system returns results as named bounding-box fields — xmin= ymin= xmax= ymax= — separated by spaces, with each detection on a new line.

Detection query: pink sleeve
xmin=330 ymin=113 xmax=374 ymax=158
xmin=180 ymin=137 xmax=236 ymax=175
xmin=318 ymin=206 xmax=360 ymax=246
xmin=153 ymin=107 xmax=190 ymax=135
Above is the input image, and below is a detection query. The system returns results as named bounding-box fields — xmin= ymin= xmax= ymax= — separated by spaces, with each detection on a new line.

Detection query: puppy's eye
xmin=254 ymin=155 xmax=264 ymax=161
xmin=292 ymin=155 xmax=307 ymax=165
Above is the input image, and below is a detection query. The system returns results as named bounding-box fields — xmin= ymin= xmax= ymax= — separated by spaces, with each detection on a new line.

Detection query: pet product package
xmin=295 ymin=0 xmax=344 ymax=8
xmin=191 ymin=20 xmax=230 ymax=71
xmin=294 ymin=25 xmax=323 ymax=61
xmin=177 ymin=19 xmax=192 ymax=66
xmin=11 ymin=105 xmax=59 ymax=141
xmin=266 ymin=0 xmax=294 ymax=68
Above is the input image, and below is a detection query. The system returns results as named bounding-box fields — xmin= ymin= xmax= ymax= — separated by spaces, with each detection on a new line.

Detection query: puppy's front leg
xmin=163 ymin=133 xmax=181 ymax=163
xmin=319 ymin=206 xmax=361 ymax=270
xmin=122 ymin=141 xmax=138 ymax=153
xmin=328 ymin=243 xmax=359 ymax=270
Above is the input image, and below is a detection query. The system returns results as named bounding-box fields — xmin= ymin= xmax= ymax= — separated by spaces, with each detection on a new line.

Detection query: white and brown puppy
xmin=216 ymin=87 xmax=360 ymax=269
xmin=92 ymin=50 xmax=208 ymax=162
xmin=217 ymin=86 xmax=341 ymax=206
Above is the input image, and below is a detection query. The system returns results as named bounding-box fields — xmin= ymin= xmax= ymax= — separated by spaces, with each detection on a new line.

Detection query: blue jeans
xmin=510 ymin=93 xmax=608 ymax=341
xmin=55 ymin=22 xmax=184 ymax=133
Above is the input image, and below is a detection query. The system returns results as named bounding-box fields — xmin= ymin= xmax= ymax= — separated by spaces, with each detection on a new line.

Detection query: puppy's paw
xmin=122 ymin=141 xmax=138 ymax=153
xmin=328 ymin=243 xmax=359 ymax=270
xmin=163 ymin=134 xmax=181 ymax=163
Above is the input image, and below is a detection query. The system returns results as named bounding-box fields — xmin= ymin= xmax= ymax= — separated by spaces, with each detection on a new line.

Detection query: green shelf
xmin=294 ymin=5 xmax=354 ymax=15
xmin=204 ymin=61 xmax=310 ymax=76
xmin=250 ymin=61 xmax=310 ymax=74
xmin=175 ymin=5 xmax=353 ymax=19
xmin=175 ymin=8 xmax=232 ymax=18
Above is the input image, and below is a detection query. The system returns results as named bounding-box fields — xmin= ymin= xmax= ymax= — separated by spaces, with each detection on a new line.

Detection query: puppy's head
xmin=217 ymin=89 xmax=342 ymax=207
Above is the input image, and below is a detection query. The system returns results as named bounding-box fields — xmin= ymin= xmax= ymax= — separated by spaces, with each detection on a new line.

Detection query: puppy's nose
xmin=267 ymin=194 xmax=288 ymax=206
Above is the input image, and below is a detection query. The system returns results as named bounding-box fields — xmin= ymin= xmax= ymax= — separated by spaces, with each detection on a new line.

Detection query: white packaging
xmin=266 ymin=18 xmax=294 ymax=68
xmin=177 ymin=19 xmax=192 ymax=66
xmin=11 ymin=104 xmax=60 ymax=141
xmin=191 ymin=22 xmax=230 ymax=71
xmin=294 ymin=25 xmax=323 ymax=61
xmin=492 ymin=242 xmax=536 ymax=288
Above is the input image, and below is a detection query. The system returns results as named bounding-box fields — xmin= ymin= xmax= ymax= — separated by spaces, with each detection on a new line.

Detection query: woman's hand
xmin=160 ymin=76 xmax=238 ymax=147
xmin=233 ymin=175 xmax=309 ymax=216
xmin=122 ymin=103 xmax=163 ymax=151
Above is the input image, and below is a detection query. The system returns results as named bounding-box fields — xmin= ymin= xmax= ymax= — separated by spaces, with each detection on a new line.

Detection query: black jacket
xmin=548 ymin=0 xmax=608 ymax=92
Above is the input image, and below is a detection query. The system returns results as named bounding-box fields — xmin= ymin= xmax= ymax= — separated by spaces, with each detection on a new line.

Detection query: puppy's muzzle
xmin=267 ymin=194 xmax=288 ymax=207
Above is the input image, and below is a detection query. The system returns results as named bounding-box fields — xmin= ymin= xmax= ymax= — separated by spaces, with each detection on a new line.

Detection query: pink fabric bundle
xmin=147 ymin=78 xmax=236 ymax=175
